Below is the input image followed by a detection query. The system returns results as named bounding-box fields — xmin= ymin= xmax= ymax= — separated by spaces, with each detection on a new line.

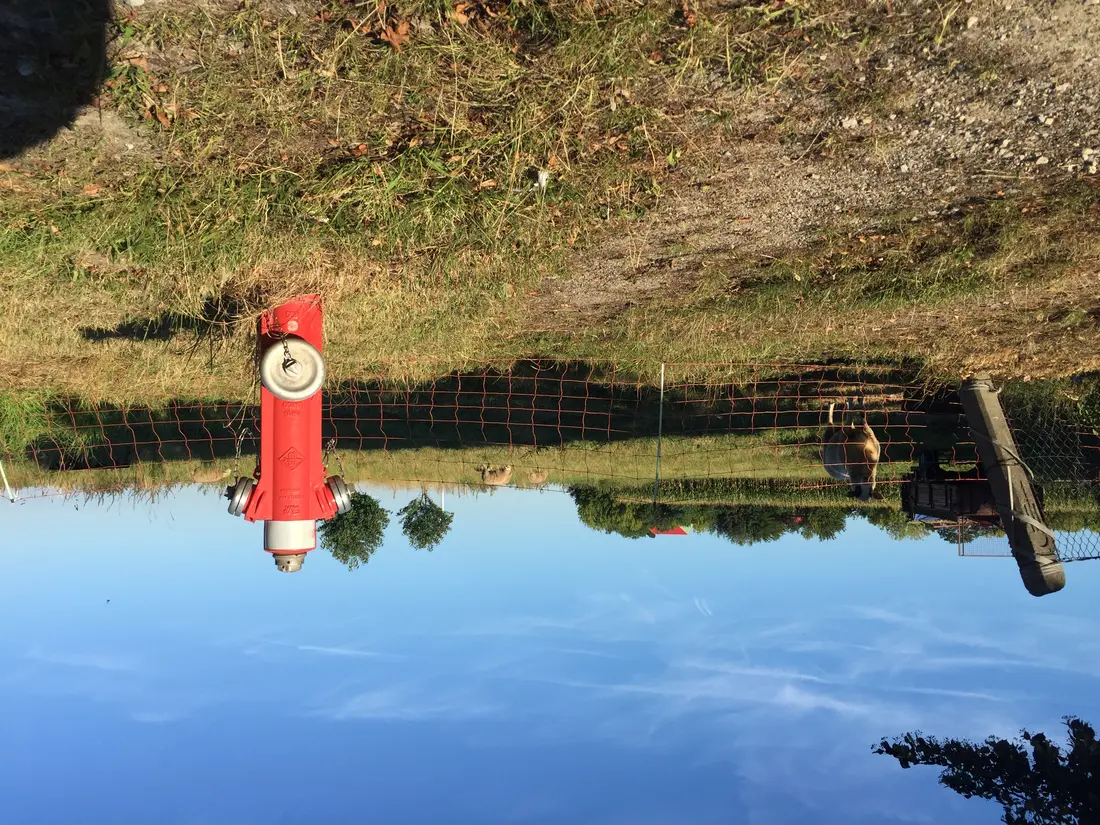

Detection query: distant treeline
xmin=570 ymin=484 xmax=920 ymax=544
xmin=569 ymin=481 xmax=1100 ymax=545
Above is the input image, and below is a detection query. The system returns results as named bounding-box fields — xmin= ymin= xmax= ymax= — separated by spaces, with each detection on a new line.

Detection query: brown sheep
xmin=480 ymin=465 xmax=513 ymax=486
xmin=822 ymin=400 xmax=882 ymax=501
xmin=192 ymin=466 xmax=232 ymax=484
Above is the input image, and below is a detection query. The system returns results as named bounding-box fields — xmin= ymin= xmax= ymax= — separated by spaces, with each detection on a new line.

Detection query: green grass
xmin=0 ymin=431 xmax=827 ymax=491
xmin=0 ymin=391 xmax=103 ymax=459
xmin=1 ymin=0 xmax=720 ymax=291
xmin=0 ymin=356 xmax=985 ymax=490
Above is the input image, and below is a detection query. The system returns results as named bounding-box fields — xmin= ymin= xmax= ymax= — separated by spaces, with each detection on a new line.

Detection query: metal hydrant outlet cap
xmin=259 ymin=338 xmax=326 ymax=402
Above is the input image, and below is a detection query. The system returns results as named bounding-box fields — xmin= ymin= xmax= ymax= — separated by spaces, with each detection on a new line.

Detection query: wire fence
xmin=2 ymin=360 xmax=975 ymax=486
xmin=2 ymin=359 xmax=1098 ymax=557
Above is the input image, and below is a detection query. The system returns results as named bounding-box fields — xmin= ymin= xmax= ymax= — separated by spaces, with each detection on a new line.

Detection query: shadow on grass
xmin=0 ymin=0 xmax=111 ymax=159
xmin=78 ymin=293 xmax=252 ymax=342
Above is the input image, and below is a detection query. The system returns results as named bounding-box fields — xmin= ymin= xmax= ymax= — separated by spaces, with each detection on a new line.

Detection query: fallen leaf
xmin=647 ymin=50 xmax=663 ymax=63
xmin=83 ymin=184 xmax=101 ymax=196
xmin=379 ymin=19 xmax=411 ymax=51
xmin=453 ymin=2 xmax=472 ymax=24
xmin=680 ymin=0 xmax=697 ymax=27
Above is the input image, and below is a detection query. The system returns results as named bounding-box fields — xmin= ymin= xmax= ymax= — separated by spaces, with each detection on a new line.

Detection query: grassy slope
xmin=1 ymin=0 xmax=733 ymax=398
xmin=572 ymin=185 xmax=1100 ymax=373
xmin=1 ymin=1 xmax=1098 ymax=403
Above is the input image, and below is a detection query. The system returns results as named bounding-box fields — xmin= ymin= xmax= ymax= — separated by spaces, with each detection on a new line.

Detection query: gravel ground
xmin=541 ymin=0 xmax=1100 ymax=325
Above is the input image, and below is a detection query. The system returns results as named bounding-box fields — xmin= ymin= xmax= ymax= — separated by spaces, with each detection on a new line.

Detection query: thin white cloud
xmin=520 ymin=671 xmax=894 ymax=726
xmin=680 ymin=660 xmax=835 ymax=685
xmin=25 ymin=649 xmax=138 ymax=672
xmin=752 ymin=620 xmax=814 ymax=640
xmin=312 ymin=685 xmax=501 ymax=722
xmin=547 ymin=647 xmax=625 ymax=660
xmin=889 ymin=686 xmax=1007 ymax=702
xmin=916 ymin=655 xmax=1071 ymax=671
xmin=242 ymin=639 xmax=402 ymax=660
xmin=296 ymin=644 xmax=383 ymax=658
xmin=772 ymin=684 xmax=875 ymax=717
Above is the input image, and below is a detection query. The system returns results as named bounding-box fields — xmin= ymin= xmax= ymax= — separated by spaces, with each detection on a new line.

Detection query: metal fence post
xmin=0 ymin=459 xmax=14 ymax=503
xmin=653 ymin=363 xmax=665 ymax=505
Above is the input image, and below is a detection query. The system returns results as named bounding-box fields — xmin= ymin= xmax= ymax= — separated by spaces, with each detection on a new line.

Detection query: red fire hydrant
xmin=225 ymin=295 xmax=351 ymax=572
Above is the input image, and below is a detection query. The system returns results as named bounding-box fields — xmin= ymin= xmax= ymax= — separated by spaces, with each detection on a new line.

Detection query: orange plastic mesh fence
xmin=2 ymin=361 xmax=1097 ymax=515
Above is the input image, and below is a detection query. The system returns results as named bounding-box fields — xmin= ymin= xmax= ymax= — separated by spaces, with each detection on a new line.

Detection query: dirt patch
xmin=67 ymin=107 xmax=152 ymax=161
xmin=535 ymin=139 xmax=893 ymax=324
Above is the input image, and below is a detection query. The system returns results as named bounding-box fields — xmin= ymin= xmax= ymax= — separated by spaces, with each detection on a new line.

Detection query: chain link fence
xmin=959 ymin=382 xmax=1100 ymax=562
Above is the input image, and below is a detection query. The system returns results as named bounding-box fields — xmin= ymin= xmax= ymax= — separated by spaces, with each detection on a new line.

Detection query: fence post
xmin=653 ymin=363 xmax=665 ymax=505
xmin=0 ymin=459 xmax=14 ymax=503
xmin=959 ymin=374 xmax=1065 ymax=596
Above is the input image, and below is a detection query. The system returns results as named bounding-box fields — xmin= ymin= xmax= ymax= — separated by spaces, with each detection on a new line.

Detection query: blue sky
xmin=2 ymin=485 xmax=1100 ymax=825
